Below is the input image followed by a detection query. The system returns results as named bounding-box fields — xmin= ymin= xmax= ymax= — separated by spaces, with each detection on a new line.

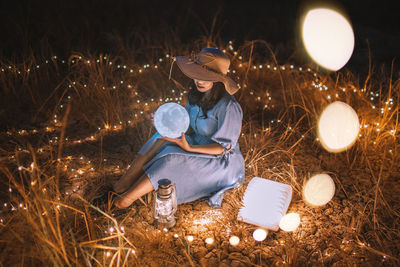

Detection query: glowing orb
xmin=186 ymin=235 xmax=194 ymax=242
xmin=303 ymin=174 xmax=335 ymax=206
xmin=279 ymin=213 xmax=301 ymax=232
xmin=252 ymin=228 xmax=267 ymax=242
xmin=318 ymin=101 xmax=360 ymax=152
xmin=302 ymin=8 xmax=354 ymax=71
xmin=154 ymin=102 xmax=189 ymax=138
xmin=229 ymin=236 xmax=240 ymax=246
xmin=205 ymin=237 xmax=214 ymax=245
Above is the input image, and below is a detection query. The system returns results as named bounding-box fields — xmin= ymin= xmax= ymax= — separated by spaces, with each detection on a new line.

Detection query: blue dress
xmin=138 ymin=92 xmax=245 ymax=208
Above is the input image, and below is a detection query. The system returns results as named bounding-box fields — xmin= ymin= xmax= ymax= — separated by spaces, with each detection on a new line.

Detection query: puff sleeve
xmin=211 ymin=99 xmax=243 ymax=155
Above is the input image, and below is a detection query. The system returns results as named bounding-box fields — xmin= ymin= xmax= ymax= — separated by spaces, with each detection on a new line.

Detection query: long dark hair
xmin=188 ymin=80 xmax=226 ymax=119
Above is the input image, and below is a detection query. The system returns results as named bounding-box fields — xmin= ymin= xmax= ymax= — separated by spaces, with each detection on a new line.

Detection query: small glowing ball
xmin=302 ymin=8 xmax=354 ymax=71
xmin=318 ymin=101 xmax=360 ymax=152
xmin=303 ymin=174 xmax=335 ymax=206
xmin=186 ymin=235 xmax=194 ymax=242
xmin=279 ymin=213 xmax=301 ymax=232
xmin=154 ymin=102 xmax=189 ymax=138
xmin=252 ymin=228 xmax=267 ymax=242
xmin=229 ymin=236 xmax=240 ymax=246
xmin=205 ymin=237 xmax=214 ymax=245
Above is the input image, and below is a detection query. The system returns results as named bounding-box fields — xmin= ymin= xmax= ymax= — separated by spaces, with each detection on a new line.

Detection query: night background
xmin=0 ymin=0 xmax=399 ymax=266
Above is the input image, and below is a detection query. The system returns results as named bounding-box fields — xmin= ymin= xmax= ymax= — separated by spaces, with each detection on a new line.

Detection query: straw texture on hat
xmin=175 ymin=48 xmax=240 ymax=95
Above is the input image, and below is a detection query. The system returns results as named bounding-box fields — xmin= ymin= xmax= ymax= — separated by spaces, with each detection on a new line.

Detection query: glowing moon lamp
xmin=229 ymin=236 xmax=240 ymax=246
xmin=303 ymin=174 xmax=335 ymax=207
xmin=154 ymin=102 xmax=189 ymax=139
xmin=318 ymin=101 xmax=360 ymax=152
xmin=279 ymin=213 xmax=301 ymax=232
xmin=252 ymin=228 xmax=267 ymax=242
xmin=302 ymin=8 xmax=354 ymax=71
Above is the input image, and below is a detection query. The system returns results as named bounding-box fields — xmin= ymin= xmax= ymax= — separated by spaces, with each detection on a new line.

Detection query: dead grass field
xmin=0 ymin=40 xmax=399 ymax=266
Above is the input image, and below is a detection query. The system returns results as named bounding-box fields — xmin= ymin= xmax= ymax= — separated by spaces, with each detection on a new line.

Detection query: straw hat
xmin=175 ymin=48 xmax=240 ymax=95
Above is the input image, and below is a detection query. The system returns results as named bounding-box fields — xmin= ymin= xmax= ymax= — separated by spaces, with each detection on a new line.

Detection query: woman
xmin=113 ymin=47 xmax=245 ymax=209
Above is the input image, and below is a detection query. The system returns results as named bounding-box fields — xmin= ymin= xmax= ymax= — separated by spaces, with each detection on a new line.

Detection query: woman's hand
xmin=163 ymin=133 xmax=226 ymax=155
xmin=162 ymin=133 xmax=192 ymax=152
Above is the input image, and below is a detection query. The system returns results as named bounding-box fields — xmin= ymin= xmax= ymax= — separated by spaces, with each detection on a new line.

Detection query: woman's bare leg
xmin=114 ymin=174 xmax=154 ymax=208
xmin=113 ymin=139 xmax=165 ymax=193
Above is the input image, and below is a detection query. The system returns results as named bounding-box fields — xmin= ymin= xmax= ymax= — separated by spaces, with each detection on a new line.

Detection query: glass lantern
xmin=153 ymin=179 xmax=177 ymax=228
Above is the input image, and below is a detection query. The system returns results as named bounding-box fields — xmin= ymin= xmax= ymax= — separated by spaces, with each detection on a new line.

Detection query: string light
xmin=1 ymin=44 xmax=397 ymax=263
xmin=253 ymin=229 xmax=267 ymax=241
xmin=205 ymin=237 xmax=214 ymax=245
xmin=229 ymin=236 xmax=240 ymax=246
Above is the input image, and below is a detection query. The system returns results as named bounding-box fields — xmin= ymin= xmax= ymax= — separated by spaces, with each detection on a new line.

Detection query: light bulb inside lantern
xmin=279 ymin=213 xmax=301 ymax=232
xmin=303 ymin=173 xmax=335 ymax=206
xmin=318 ymin=101 xmax=360 ymax=152
xmin=229 ymin=236 xmax=240 ymax=246
xmin=252 ymin=228 xmax=267 ymax=242
xmin=301 ymin=7 xmax=354 ymax=71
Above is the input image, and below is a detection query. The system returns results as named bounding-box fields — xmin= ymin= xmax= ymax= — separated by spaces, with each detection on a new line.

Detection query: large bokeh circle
xmin=302 ymin=8 xmax=354 ymax=71
xmin=318 ymin=101 xmax=360 ymax=152
xmin=303 ymin=173 xmax=335 ymax=207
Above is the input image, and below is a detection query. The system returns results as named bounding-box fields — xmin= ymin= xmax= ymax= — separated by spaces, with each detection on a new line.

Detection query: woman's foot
xmin=113 ymin=194 xmax=135 ymax=209
xmin=113 ymin=174 xmax=154 ymax=209
xmin=113 ymin=157 xmax=146 ymax=193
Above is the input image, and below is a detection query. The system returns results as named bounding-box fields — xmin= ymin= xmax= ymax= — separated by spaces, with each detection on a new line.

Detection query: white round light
xmin=186 ymin=235 xmax=194 ymax=242
xmin=205 ymin=237 xmax=214 ymax=245
xmin=229 ymin=236 xmax=240 ymax=246
xmin=279 ymin=213 xmax=301 ymax=232
xmin=318 ymin=101 xmax=360 ymax=152
xmin=154 ymin=102 xmax=189 ymax=138
xmin=302 ymin=8 xmax=354 ymax=71
xmin=252 ymin=228 xmax=267 ymax=242
xmin=303 ymin=174 xmax=335 ymax=206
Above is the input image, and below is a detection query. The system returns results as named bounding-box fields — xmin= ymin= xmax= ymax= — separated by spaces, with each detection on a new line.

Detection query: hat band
xmin=194 ymin=60 xmax=226 ymax=77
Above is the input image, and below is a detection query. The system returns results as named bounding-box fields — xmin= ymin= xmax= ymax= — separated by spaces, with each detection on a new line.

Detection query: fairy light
xmin=229 ymin=236 xmax=240 ymax=246
xmin=1 ymin=43 xmax=396 ymax=242
xmin=186 ymin=235 xmax=194 ymax=242
xmin=279 ymin=213 xmax=301 ymax=231
xmin=253 ymin=229 xmax=267 ymax=241
xmin=205 ymin=237 xmax=214 ymax=245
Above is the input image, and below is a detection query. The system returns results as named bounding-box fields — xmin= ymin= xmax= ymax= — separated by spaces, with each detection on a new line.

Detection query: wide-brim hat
xmin=175 ymin=47 xmax=240 ymax=95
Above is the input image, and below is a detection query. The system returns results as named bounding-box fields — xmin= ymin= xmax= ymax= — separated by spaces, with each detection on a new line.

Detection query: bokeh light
xmin=303 ymin=174 xmax=335 ymax=206
xmin=229 ymin=236 xmax=240 ymax=246
xmin=252 ymin=228 xmax=267 ymax=242
xmin=302 ymin=8 xmax=354 ymax=71
xmin=205 ymin=237 xmax=214 ymax=245
xmin=279 ymin=213 xmax=301 ymax=232
xmin=318 ymin=101 xmax=360 ymax=152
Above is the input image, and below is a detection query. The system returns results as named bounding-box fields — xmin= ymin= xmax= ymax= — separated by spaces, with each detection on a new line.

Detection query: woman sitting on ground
xmin=113 ymin=47 xmax=245 ymax=209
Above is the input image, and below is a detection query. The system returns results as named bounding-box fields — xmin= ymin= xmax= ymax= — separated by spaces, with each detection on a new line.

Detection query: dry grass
xmin=0 ymin=40 xmax=399 ymax=266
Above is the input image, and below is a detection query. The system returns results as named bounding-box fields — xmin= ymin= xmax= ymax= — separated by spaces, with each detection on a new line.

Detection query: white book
xmin=237 ymin=177 xmax=293 ymax=231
